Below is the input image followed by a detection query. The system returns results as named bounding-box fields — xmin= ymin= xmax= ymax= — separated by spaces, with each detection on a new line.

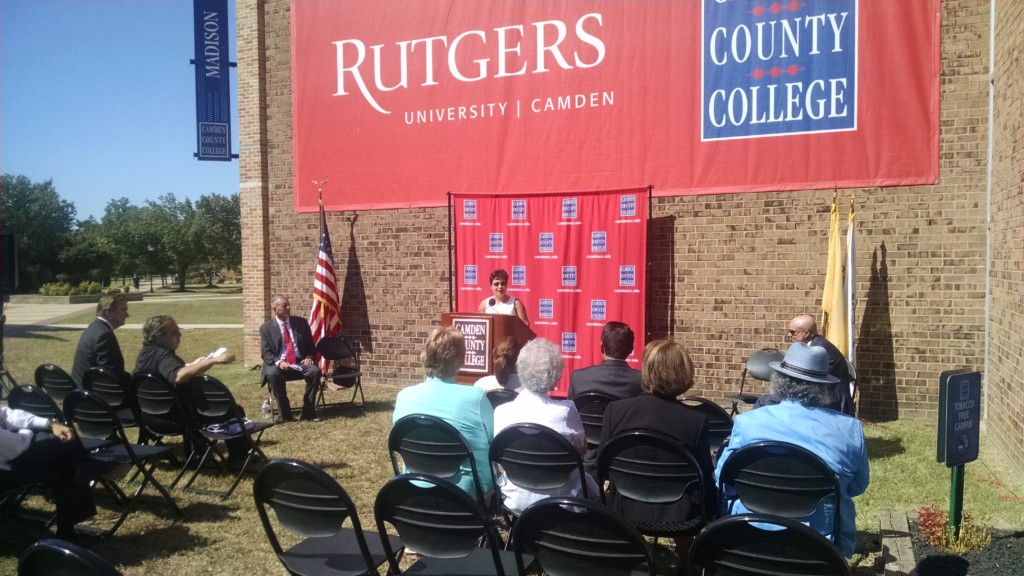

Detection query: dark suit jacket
xmin=810 ymin=335 xmax=852 ymax=383
xmin=260 ymin=316 xmax=317 ymax=366
xmin=72 ymin=318 xmax=127 ymax=385
xmin=567 ymin=359 xmax=642 ymax=400
xmin=599 ymin=393 xmax=716 ymax=523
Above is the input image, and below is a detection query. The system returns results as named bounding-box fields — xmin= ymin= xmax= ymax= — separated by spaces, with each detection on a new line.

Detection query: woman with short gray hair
xmin=492 ymin=338 xmax=598 ymax=514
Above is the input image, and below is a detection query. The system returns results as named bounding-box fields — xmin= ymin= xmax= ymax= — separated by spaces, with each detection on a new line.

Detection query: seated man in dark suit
xmin=259 ymin=295 xmax=322 ymax=422
xmin=567 ymin=321 xmax=642 ymax=400
xmin=71 ymin=293 xmax=130 ymax=385
xmin=757 ymin=314 xmax=854 ymax=412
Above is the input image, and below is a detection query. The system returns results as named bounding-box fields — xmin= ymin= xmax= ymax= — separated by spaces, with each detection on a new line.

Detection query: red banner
xmin=454 ymin=189 xmax=647 ymax=396
xmin=292 ymin=0 xmax=939 ymax=211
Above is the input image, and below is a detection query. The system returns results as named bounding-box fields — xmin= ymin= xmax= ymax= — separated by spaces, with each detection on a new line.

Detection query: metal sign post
xmin=936 ymin=369 xmax=981 ymax=539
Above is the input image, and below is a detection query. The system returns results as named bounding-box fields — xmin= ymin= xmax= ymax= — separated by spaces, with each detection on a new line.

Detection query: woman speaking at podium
xmin=478 ymin=268 xmax=530 ymax=326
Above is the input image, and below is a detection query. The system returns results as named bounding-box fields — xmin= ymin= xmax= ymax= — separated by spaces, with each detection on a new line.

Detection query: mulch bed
xmin=910 ymin=521 xmax=1024 ymax=576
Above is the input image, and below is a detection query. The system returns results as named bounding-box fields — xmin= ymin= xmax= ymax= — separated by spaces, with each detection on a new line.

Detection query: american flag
xmin=308 ymin=199 xmax=341 ymax=354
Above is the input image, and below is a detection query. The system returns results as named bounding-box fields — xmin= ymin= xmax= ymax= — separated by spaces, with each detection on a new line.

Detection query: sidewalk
xmin=3 ymin=298 xmax=242 ymax=331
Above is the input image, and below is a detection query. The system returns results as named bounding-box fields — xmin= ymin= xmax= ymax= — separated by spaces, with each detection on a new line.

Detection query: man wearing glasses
xmin=785 ymin=314 xmax=853 ymax=413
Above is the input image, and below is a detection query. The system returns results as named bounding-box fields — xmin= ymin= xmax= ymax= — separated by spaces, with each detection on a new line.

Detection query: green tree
xmin=59 ymin=218 xmax=116 ymax=285
xmin=143 ymin=193 xmax=237 ymax=290
xmin=0 ymin=174 xmax=77 ymax=291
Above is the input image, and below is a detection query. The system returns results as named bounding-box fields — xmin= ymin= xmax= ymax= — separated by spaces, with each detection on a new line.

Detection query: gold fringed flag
xmin=822 ymin=193 xmax=849 ymax=356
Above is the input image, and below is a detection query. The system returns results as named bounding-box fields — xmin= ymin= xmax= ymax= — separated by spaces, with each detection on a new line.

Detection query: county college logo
xmin=620 ymin=195 xmax=636 ymax=217
xmin=701 ymin=0 xmax=857 ymax=141
xmin=464 ymin=265 xmax=477 ymax=285
xmin=463 ymin=200 xmax=477 ymax=219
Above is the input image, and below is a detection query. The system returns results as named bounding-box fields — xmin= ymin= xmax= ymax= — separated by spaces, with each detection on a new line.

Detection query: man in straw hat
xmin=714 ymin=342 xmax=869 ymax=557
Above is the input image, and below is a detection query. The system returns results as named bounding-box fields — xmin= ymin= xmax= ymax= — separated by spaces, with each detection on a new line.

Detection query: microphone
xmin=488 ymin=298 xmax=496 ymax=307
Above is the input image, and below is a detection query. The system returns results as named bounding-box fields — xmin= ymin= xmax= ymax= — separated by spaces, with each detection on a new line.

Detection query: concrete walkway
xmin=3 ymin=296 xmax=242 ymax=330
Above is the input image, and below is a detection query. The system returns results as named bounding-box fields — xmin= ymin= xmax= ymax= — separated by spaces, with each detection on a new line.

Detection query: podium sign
xmin=441 ymin=312 xmax=535 ymax=383
xmin=936 ymin=370 xmax=981 ymax=467
xmin=452 ymin=316 xmax=491 ymax=375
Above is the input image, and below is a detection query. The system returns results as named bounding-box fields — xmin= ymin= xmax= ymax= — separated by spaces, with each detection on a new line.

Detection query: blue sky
xmin=1 ymin=0 xmax=239 ymax=222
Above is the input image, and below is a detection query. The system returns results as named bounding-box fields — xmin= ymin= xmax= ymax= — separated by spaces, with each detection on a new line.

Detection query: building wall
xmin=238 ymin=1 xmax=1021 ymax=476
xmin=988 ymin=1 xmax=1024 ymax=485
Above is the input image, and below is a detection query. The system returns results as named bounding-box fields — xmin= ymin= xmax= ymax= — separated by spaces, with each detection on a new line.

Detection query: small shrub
xmin=79 ymin=280 xmax=102 ymax=294
xmin=38 ymin=282 xmax=73 ymax=296
xmin=916 ymin=504 xmax=992 ymax=554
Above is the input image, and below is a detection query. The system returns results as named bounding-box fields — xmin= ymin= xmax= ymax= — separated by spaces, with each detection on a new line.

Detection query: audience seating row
xmin=5 ymin=364 xmax=274 ymax=542
xmin=254 ymin=456 xmax=852 ymax=576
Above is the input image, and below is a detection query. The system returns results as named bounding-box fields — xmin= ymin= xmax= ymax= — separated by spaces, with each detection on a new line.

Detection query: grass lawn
xmin=2 ymin=290 xmax=1022 ymax=574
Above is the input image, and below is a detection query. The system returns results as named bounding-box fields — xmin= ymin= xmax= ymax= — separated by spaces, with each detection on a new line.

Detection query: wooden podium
xmin=441 ymin=312 xmax=536 ymax=383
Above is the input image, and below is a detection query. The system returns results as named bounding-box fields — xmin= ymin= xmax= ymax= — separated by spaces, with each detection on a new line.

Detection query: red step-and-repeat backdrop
xmin=454 ymin=189 xmax=647 ymax=396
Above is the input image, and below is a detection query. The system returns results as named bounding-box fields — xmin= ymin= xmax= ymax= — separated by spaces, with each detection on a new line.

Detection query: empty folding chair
xmin=315 ymin=333 xmax=365 ymax=409
xmin=688 ymin=514 xmax=851 ymax=576
xmin=254 ymin=458 xmax=402 ymax=576
xmin=375 ymin=473 xmax=521 ymax=575
xmin=511 ymin=496 xmax=656 ymax=576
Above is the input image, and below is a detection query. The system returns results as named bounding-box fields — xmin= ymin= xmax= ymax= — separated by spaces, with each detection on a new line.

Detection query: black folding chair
xmin=511 ymin=496 xmax=656 ymax=576
xmin=130 ymin=373 xmax=203 ymax=488
xmin=724 ymin=349 xmax=782 ymax=416
xmin=718 ymin=441 xmax=841 ymax=544
xmin=388 ymin=413 xmax=492 ymax=506
xmin=315 ymin=334 xmax=365 ymax=409
xmin=34 ymin=363 xmax=81 ymax=404
xmin=485 ymin=388 xmax=517 ymax=410
xmin=687 ymin=514 xmax=851 ymax=576
xmin=180 ymin=374 xmax=274 ymax=499
xmin=82 ymin=367 xmax=144 ymax=437
xmin=375 ymin=473 xmax=521 ymax=575
xmin=18 ymin=537 xmax=124 ymax=576
xmin=489 ymin=423 xmax=589 ymax=523
xmin=679 ymin=396 xmax=734 ymax=457
xmin=572 ymin=391 xmax=615 ymax=451
xmin=63 ymin=390 xmax=182 ymax=538
xmin=597 ymin=430 xmax=713 ymax=538
xmin=254 ymin=458 xmax=402 ymax=576
xmin=7 ymin=384 xmax=65 ymax=423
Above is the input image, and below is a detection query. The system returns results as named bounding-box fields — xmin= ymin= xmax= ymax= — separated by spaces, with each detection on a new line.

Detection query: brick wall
xmin=988 ymin=2 xmax=1024 ymax=486
xmin=237 ymin=1 xmax=1022 ymax=478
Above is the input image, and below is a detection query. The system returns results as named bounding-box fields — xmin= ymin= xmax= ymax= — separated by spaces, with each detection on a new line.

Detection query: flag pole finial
xmin=313 ymin=180 xmax=328 ymax=204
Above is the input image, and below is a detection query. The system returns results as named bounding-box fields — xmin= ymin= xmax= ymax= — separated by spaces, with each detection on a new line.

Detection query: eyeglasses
xmin=788 ymin=329 xmax=805 ymax=335
xmin=492 ymin=281 xmax=507 ymax=287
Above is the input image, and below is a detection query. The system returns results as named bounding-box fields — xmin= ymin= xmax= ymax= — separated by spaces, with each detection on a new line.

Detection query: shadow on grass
xmin=866 ymin=436 xmax=904 ymax=459
xmin=4 ymin=325 xmax=82 ymax=338
xmin=318 ymin=461 xmax=353 ymax=473
xmin=178 ymin=500 xmax=239 ymax=523
xmin=92 ymin=523 xmax=211 ymax=567
xmin=320 ymin=400 xmax=394 ymax=420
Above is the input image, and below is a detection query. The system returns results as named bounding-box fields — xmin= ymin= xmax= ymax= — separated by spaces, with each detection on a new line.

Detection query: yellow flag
xmin=822 ymin=197 xmax=848 ymax=355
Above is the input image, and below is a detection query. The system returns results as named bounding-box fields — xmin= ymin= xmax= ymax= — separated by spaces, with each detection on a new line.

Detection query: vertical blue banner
xmin=194 ymin=0 xmax=232 ymax=161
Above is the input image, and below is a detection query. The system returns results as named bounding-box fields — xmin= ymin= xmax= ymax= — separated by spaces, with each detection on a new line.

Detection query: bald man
xmin=785 ymin=314 xmax=853 ymax=413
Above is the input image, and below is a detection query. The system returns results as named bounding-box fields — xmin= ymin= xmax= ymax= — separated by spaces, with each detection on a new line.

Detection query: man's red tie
xmin=282 ymin=321 xmax=297 ymax=365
